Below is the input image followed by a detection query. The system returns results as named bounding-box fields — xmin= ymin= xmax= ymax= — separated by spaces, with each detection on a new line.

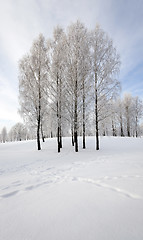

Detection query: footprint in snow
xmin=1 ymin=190 xmax=19 ymax=199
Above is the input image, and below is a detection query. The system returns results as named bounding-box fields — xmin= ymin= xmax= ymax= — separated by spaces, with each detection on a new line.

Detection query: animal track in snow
xmin=1 ymin=156 xmax=143 ymax=202
xmin=1 ymin=190 xmax=19 ymax=199
xmin=70 ymin=177 xmax=143 ymax=200
xmin=0 ymin=173 xmax=143 ymax=201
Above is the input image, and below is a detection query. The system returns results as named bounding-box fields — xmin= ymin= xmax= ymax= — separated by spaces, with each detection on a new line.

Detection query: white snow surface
xmin=0 ymin=136 xmax=143 ymax=240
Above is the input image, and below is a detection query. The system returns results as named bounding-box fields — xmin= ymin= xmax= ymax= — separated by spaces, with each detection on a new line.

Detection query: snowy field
xmin=0 ymin=136 xmax=143 ymax=240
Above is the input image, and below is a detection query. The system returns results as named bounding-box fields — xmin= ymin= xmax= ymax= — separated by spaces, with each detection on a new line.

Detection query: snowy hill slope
xmin=0 ymin=137 xmax=143 ymax=240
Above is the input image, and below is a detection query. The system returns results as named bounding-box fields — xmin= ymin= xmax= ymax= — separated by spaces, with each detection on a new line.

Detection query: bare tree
xmin=19 ymin=34 xmax=49 ymax=150
xmin=8 ymin=123 xmax=27 ymax=141
xmin=1 ymin=127 xmax=7 ymax=143
xmin=47 ymin=26 xmax=66 ymax=152
xmin=66 ymin=20 xmax=91 ymax=152
xmin=116 ymin=98 xmax=124 ymax=137
xmin=133 ymin=96 xmax=143 ymax=137
xmin=91 ymin=25 xmax=120 ymax=150
xmin=123 ymin=93 xmax=134 ymax=137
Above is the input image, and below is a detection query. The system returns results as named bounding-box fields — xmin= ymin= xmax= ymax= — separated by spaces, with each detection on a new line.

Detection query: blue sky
xmin=0 ymin=0 xmax=143 ymax=130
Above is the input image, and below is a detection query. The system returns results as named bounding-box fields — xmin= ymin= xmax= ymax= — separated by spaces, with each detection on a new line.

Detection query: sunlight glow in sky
xmin=0 ymin=0 xmax=143 ymax=130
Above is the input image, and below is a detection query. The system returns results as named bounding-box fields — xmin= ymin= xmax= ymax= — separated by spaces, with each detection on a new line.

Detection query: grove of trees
xmin=18 ymin=21 xmax=121 ymax=152
xmin=1 ymin=21 xmax=143 ymax=151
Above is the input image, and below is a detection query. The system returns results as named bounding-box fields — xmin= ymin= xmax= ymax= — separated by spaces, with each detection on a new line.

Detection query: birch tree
xmin=8 ymin=123 xmax=27 ymax=141
xmin=132 ymin=96 xmax=143 ymax=137
xmin=123 ymin=93 xmax=134 ymax=137
xmin=1 ymin=127 xmax=7 ymax=143
xmin=19 ymin=34 xmax=49 ymax=150
xmin=116 ymin=98 xmax=124 ymax=136
xmin=91 ymin=25 xmax=120 ymax=150
xmin=66 ymin=20 xmax=90 ymax=151
xmin=48 ymin=26 xmax=66 ymax=152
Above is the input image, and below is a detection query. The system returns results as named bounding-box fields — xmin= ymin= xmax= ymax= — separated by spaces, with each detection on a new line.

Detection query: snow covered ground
xmin=0 ymin=136 xmax=143 ymax=240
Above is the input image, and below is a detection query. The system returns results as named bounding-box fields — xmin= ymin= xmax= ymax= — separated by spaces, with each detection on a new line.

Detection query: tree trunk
xmin=37 ymin=71 xmax=41 ymax=151
xmin=57 ymin=102 xmax=60 ymax=153
xmin=83 ymin=123 xmax=86 ymax=149
xmin=127 ymin=119 xmax=130 ymax=137
xmin=60 ymin=125 xmax=62 ymax=148
xmin=56 ymin=74 xmax=60 ymax=153
xmin=57 ymin=126 xmax=60 ymax=152
xmin=135 ymin=115 xmax=138 ymax=137
xmin=59 ymin=77 xmax=62 ymax=149
xmin=95 ymin=112 xmax=99 ymax=150
xmin=74 ymin=131 xmax=78 ymax=152
xmin=95 ymin=72 xmax=99 ymax=150
xmin=72 ymin=135 xmax=74 ymax=146
xmin=121 ymin=125 xmax=124 ymax=137
xmin=71 ymin=101 xmax=74 ymax=146
xmin=41 ymin=123 xmax=45 ymax=142
xmin=82 ymin=79 xmax=86 ymax=149
xmin=74 ymin=76 xmax=78 ymax=152
xmin=126 ymin=106 xmax=130 ymax=137
xmin=112 ymin=120 xmax=117 ymax=136
xmin=37 ymin=118 xmax=41 ymax=150
xmin=71 ymin=125 xmax=74 ymax=146
xmin=51 ymin=131 xmax=53 ymax=138
xmin=120 ymin=115 xmax=124 ymax=137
